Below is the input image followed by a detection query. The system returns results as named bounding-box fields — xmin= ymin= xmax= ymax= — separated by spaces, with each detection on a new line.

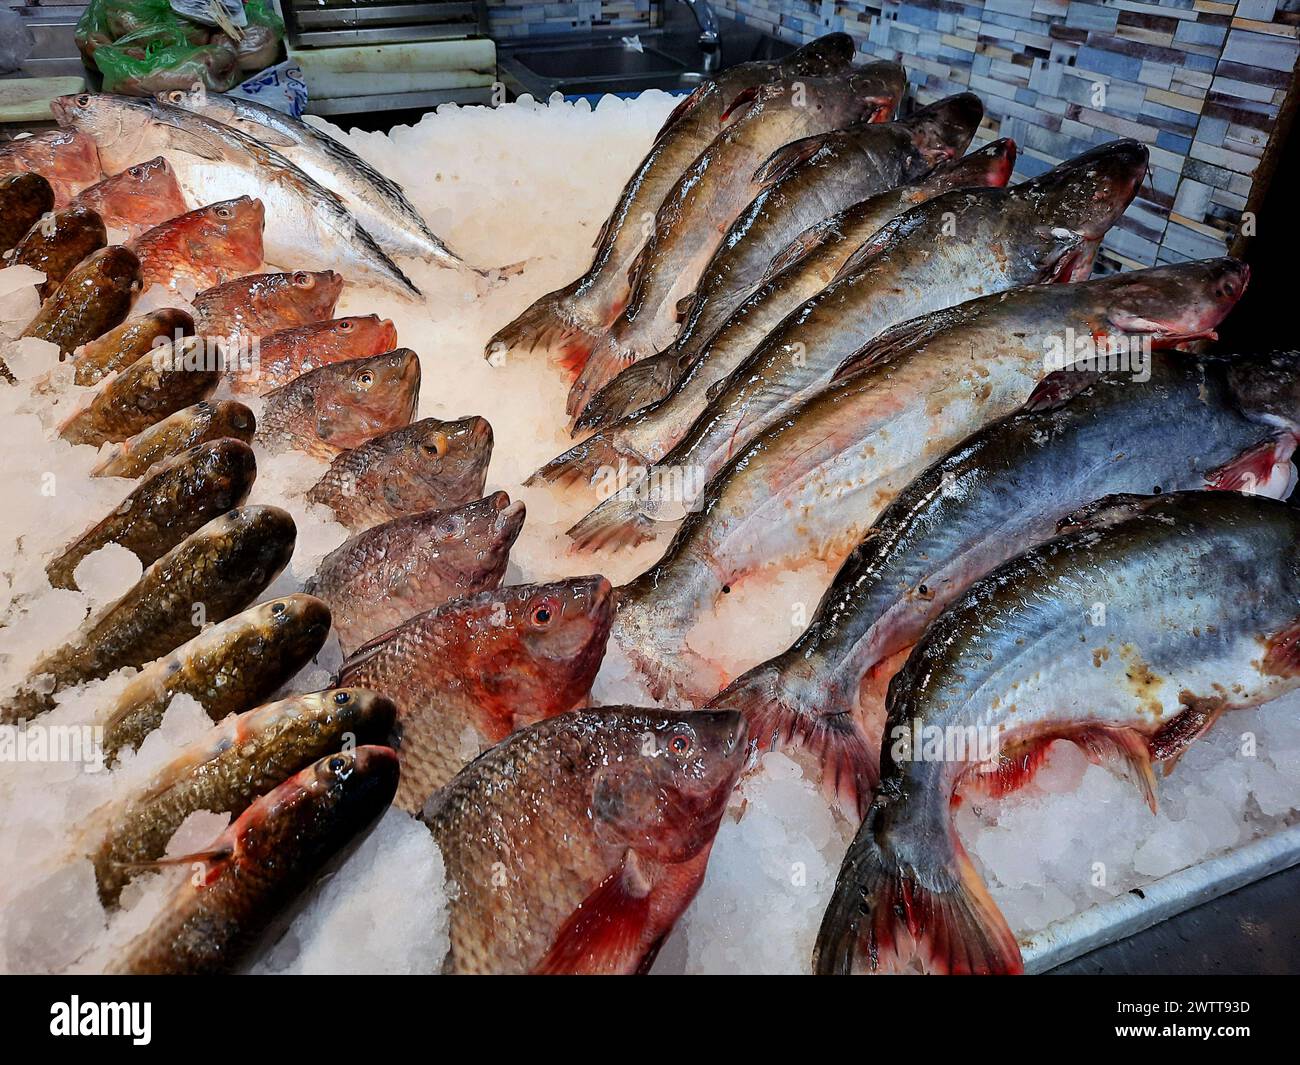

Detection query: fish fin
xmin=1149 ymin=696 xmax=1230 ymax=774
xmin=831 ymin=309 xmax=950 ymax=383
xmin=674 ymin=293 xmax=696 ymax=323
xmin=704 ymin=376 xmax=729 ymax=404
xmin=533 ymin=851 xmax=653 ymax=975
xmin=159 ymin=125 xmax=226 ymax=162
xmin=1075 ymin=726 xmax=1159 ymax=814
xmin=814 ymin=804 xmax=1022 ymax=975
xmin=526 ymin=431 xmax=631 ymax=489
xmin=1023 ymin=368 xmax=1102 ymax=413
xmin=575 ymin=352 xmax=678 ymax=430
xmin=964 ymin=737 xmax=1056 ymax=799
xmin=1055 ymin=492 xmax=1156 ymax=534
xmin=115 ymin=845 xmax=233 ymax=871
xmin=1205 ymin=437 xmax=1293 ymax=494
xmin=711 ymin=666 xmax=877 ymax=820
xmin=826 ymin=215 xmax=907 ymax=287
xmin=484 ymin=292 xmax=600 ymax=377
xmin=752 ymin=133 xmax=832 ymax=188
xmin=719 ymin=85 xmax=761 ymax=123
xmin=567 ymin=490 xmax=672 ymax=553
xmin=655 ymin=83 xmax=709 ymax=142
xmin=761 ymin=222 xmax=832 ymax=284
xmin=1262 ymin=617 xmax=1300 ymax=678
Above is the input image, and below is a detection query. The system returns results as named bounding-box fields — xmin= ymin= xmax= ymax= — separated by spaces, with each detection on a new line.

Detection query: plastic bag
xmin=93 ymin=28 xmax=241 ymax=94
xmin=74 ymin=0 xmax=114 ymax=63
xmin=231 ymin=60 xmax=307 ymax=117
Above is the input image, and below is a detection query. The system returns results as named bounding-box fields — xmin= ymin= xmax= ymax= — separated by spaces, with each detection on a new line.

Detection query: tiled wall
xmin=714 ymin=0 xmax=1300 ymax=270
xmin=486 ymin=1 xmax=659 ymax=38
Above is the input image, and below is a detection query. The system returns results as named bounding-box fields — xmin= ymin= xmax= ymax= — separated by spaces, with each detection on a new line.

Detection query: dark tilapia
xmin=0 ymin=506 xmax=295 ymax=723
xmin=8 ymin=204 xmax=107 ymax=300
xmin=0 ymin=172 xmax=55 ymax=254
xmin=308 ymin=492 xmax=525 ymax=655
xmin=91 ymin=400 xmax=255 ymax=479
xmin=22 ymin=245 xmax=140 ymax=355
xmin=423 ymin=706 xmax=746 ymax=974
xmin=102 ymin=593 xmax=331 ymax=759
xmin=74 ymin=307 xmax=195 ymax=386
xmin=110 ymin=746 xmax=398 ymax=974
xmin=337 ymin=576 xmax=614 ymax=811
xmin=192 ymin=270 xmax=343 ymax=348
xmin=47 ymin=438 xmax=257 ymax=590
xmin=305 ymin=415 xmax=492 ymax=531
xmin=815 ymin=491 xmax=1300 ymax=975
xmin=91 ymin=688 xmax=394 ymax=906
xmin=255 ymin=349 xmax=420 ymax=460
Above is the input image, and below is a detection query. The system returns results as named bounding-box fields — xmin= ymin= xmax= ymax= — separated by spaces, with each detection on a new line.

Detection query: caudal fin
xmin=576 ymin=350 xmax=681 ymax=431
xmin=710 ymin=665 xmax=878 ymax=820
xmin=814 ymin=805 xmax=1023 ymax=975
xmin=486 ymin=291 xmax=601 ymax=378
xmin=526 ymin=432 xmax=626 ymax=489
xmin=567 ymin=491 xmax=668 ymax=552
xmin=567 ymin=334 xmax=639 ymax=424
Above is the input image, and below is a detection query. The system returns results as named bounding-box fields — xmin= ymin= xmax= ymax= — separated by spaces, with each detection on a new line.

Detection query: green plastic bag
xmin=93 ymin=27 xmax=241 ymax=95
xmin=74 ymin=0 xmax=113 ymax=63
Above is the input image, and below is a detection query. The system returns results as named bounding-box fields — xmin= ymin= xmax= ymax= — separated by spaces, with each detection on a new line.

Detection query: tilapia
xmin=60 ymin=341 xmax=219 ymax=446
xmin=126 ymin=195 xmax=265 ymax=292
xmin=337 ymin=575 xmax=615 ymax=810
xmin=91 ymin=399 xmax=255 ymax=478
xmin=255 ymin=349 xmax=420 ymax=460
xmin=232 ymin=315 xmax=398 ymax=395
xmin=1 ymin=505 xmax=295 ymax=723
xmin=92 ymin=688 xmax=394 ymax=906
xmin=47 ymin=438 xmax=257 ymax=590
xmin=609 ymin=259 xmax=1247 ymax=703
xmin=554 ymin=139 xmax=1017 ymax=461
xmin=485 ymin=33 xmax=857 ymax=368
xmin=569 ymin=63 xmax=908 ymax=417
xmin=8 ymin=204 xmax=107 ymax=300
xmin=0 ymin=129 xmax=101 ymax=206
xmin=110 ymin=746 xmax=398 ymax=974
xmin=423 ymin=706 xmax=746 ymax=974
xmin=568 ymin=139 xmax=1148 ymax=550
xmin=0 ymin=172 xmax=54 ymax=254
xmin=815 ymin=491 xmax=1300 ymax=975
xmin=22 ymin=245 xmax=140 ymax=355
xmin=54 ymin=94 xmax=422 ymax=297
xmin=71 ymin=156 xmax=188 ymax=235
xmin=192 ymin=270 xmax=343 ymax=348
xmin=102 ymin=594 xmax=332 ymax=759
xmin=716 ymin=317 xmax=1287 ymax=817
xmin=307 ymin=492 xmax=525 ymax=655
xmin=305 ymin=415 xmax=493 ymax=531
xmin=74 ymin=307 xmax=195 ymax=386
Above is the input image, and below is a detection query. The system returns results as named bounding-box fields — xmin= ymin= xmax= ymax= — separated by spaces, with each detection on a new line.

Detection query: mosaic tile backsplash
xmin=487 ymin=1 xmax=659 ymax=38
xmin=713 ymin=0 xmax=1299 ymax=269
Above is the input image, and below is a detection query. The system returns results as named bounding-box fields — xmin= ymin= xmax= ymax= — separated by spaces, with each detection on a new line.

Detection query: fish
xmin=54 ymin=93 xmax=422 ymax=297
xmin=0 ymin=129 xmax=102 ymax=205
xmin=555 ymin=139 xmax=1018 ymax=460
xmin=814 ymin=491 xmax=1300 ymax=976
xmin=307 ymin=492 xmax=525 ymax=655
xmin=109 ymin=745 xmax=398 ymax=974
xmin=71 ymin=156 xmax=189 ymax=235
xmin=91 ymin=688 xmax=395 ymax=907
xmin=568 ymin=63 xmax=908 ymax=418
xmin=22 ymin=245 xmax=140 ymax=356
xmin=608 ymin=259 xmax=1248 ymax=704
xmin=192 ymin=270 xmax=343 ymax=349
xmin=7 ymin=204 xmax=107 ymax=300
xmin=305 ymin=415 xmax=493 ymax=532
xmin=46 ymin=438 xmax=257 ymax=590
xmin=158 ymin=90 xmax=484 ymax=274
xmin=567 ymin=138 xmax=1148 ymax=551
xmin=422 ymin=706 xmax=747 ymax=974
xmin=0 ymin=505 xmax=295 ymax=723
xmin=0 ymin=172 xmax=55 ymax=254
xmin=91 ymin=399 xmax=255 ymax=478
xmin=254 ymin=349 xmax=421 ymax=460
xmin=126 ymin=195 xmax=265 ymax=293
xmin=337 ymin=575 xmax=615 ymax=811
xmin=59 ymin=341 xmax=220 ymax=446
xmin=715 ymin=315 xmax=1288 ymax=818
xmin=484 ymin=33 xmax=857 ymax=370
xmin=102 ymin=594 xmax=333 ymax=759
xmin=74 ymin=308 xmax=195 ymax=386
xmin=231 ymin=315 xmax=398 ymax=395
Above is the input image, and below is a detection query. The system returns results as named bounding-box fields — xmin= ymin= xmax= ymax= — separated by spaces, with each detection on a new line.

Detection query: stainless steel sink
xmin=512 ymin=45 xmax=688 ymax=81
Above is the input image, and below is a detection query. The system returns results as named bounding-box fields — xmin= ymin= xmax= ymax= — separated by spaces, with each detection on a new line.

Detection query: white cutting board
xmin=0 ymin=76 xmax=88 ymax=124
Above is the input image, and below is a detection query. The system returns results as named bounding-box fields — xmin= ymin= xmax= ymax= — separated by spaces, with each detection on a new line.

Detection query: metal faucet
xmin=677 ymin=0 xmax=721 ymax=48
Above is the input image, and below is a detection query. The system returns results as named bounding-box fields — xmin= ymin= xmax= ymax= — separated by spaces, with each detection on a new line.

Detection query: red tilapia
xmin=193 ymin=270 xmax=343 ymax=348
xmin=0 ymin=129 xmax=102 ymax=205
xmin=127 ymin=196 xmax=265 ymax=292
xmin=232 ymin=315 xmax=398 ymax=395
xmin=72 ymin=156 xmax=188 ymax=235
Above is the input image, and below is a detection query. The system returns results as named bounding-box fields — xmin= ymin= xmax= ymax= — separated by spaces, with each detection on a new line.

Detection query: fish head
xmin=273 ymin=745 xmax=400 ymax=844
xmin=51 ymin=95 xmax=138 ymax=168
xmin=259 ymin=592 xmax=334 ymax=662
xmin=844 ymin=61 xmax=909 ymax=123
xmin=112 ymin=157 xmax=187 ymax=220
xmin=211 ymin=504 xmax=297 ymax=589
xmin=924 ymin=138 xmax=1017 ymax=194
xmin=318 ymin=687 xmax=399 ymax=747
xmin=590 ymin=709 xmax=748 ymax=863
xmin=324 ymin=315 xmax=399 ymax=356
xmin=314 ymin=349 xmax=421 ymax=451
xmin=779 ymin=33 xmax=856 ymax=76
xmin=1101 ymin=258 xmax=1249 ymax=346
xmin=75 ymin=245 xmax=141 ymax=301
xmin=192 ymin=196 xmax=265 ymax=271
xmin=904 ymin=93 xmax=984 ymax=167
xmin=397 ymin=415 xmax=494 ymax=506
xmin=1227 ymin=349 xmax=1300 ymax=434
xmin=270 ymin=270 xmax=345 ymax=324
xmin=176 ymin=437 xmax=257 ymax=510
xmin=434 ymin=491 xmax=526 ymax=567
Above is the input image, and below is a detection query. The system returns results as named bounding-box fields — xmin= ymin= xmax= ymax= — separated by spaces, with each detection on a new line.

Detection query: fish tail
xmin=576 ymin=349 xmax=680 ymax=431
xmin=525 ymin=431 xmax=626 ymax=489
xmin=709 ymin=665 xmax=878 ymax=820
xmin=485 ymin=292 xmax=600 ymax=377
xmin=567 ymin=491 xmax=664 ymax=553
xmin=814 ymin=803 xmax=1022 ymax=975
xmin=612 ymin=580 xmax=721 ymax=703
xmin=566 ymin=334 xmax=638 ymax=424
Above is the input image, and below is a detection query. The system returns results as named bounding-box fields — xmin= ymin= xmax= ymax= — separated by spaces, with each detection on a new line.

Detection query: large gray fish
xmin=550 ymin=140 xmax=1017 ymax=464
xmin=307 ymin=492 xmax=526 ymax=655
xmin=715 ymin=326 xmax=1296 ymax=818
xmin=484 ymin=33 xmax=857 ymax=369
xmin=609 ymin=260 xmax=1247 ymax=704
xmin=814 ymin=491 xmax=1300 ymax=975
xmin=158 ymin=89 xmax=484 ymax=273
xmin=422 ymin=706 xmax=747 ymax=974
xmin=0 ymin=506 xmax=295 ymax=723
xmin=52 ymin=93 xmax=421 ymax=297
xmin=567 ymin=63 xmax=908 ymax=417
xmin=567 ymin=139 xmax=1148 ymax=550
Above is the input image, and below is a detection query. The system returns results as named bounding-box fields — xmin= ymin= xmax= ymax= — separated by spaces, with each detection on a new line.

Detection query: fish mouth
xmin=494 ymin=499 xmax=527 ymax=542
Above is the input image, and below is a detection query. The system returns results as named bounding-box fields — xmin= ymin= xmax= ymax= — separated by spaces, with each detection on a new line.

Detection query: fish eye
xmin=327 ymin=755 xmax=352 ymax=778
xmin=216 ymin=205 xmax=234 ymax=219
xmin=529 ymin=597 xmax=559 ymax=628
xmin=333 ymin=691 xmax=351 ymax=705
xmin=356 ymin=370 xmax=375 ymax=388
xmin=292 ymin=271 xmax=313 ymax=287
xmin=422 ymin=432 xmax=449 ymax=458
xmin=667 ymin=731 xmax=694 ymax=758
xmin=338 ymin=319 xmax=353 ymax=332
xmin=270 ymin=601 xmax=286 ymax=615
xmin=76 ymin=94 xmax=90 ymax=107
xmin=129 ymin=165 xmax=143 ymax=177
